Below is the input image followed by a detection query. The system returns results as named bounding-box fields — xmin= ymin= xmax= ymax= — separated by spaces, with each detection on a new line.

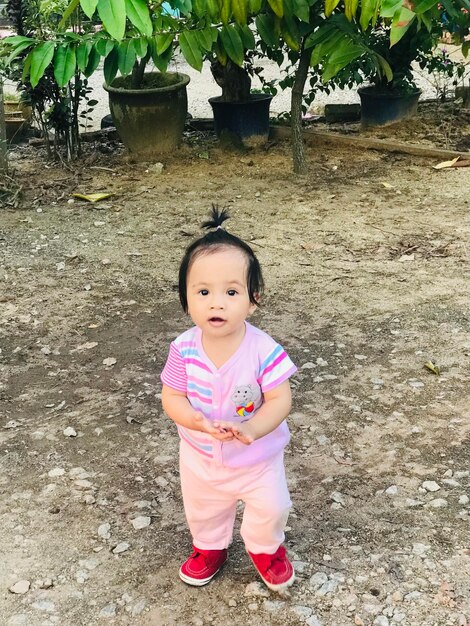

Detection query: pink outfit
xmin=161 ymin=321 xmax=297 ymax=552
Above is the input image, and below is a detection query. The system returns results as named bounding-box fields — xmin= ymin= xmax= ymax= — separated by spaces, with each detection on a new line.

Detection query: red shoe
xmin=248 ymin=545 xmax=295 ymax=591
xmin=179 ymin=546 xmax=227 ymax=586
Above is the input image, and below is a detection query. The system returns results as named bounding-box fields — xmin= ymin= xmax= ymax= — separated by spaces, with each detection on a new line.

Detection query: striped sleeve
xmin=258 ymin=343 xmax=297 ymax=393
xmin=161 ymin=342 xmax=187 ymax=392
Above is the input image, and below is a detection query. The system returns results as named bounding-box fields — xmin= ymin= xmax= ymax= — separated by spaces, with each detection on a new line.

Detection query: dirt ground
xmin=1 ymin=110 xmax=470 ymax=626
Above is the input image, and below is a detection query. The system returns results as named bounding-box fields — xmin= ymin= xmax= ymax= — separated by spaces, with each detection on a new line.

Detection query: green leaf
xmin=359 ymin=0 xmax=380 ymax=30
xmin=97 ymin=0 xmax=126 ymax=41
xmin=95 ymin=38 xmax=116 ymax=57
xmin=344 ymin=0 xmax=359 ymax=21
xmin=178 ymin=31 xmax=203 ymax=71
xmin=76 ymin=41 xmax=92 ymax=71
xmin=219 ymin=25 xmax=244 ymax=66
xmin=30 ymin=41 xmax=55 ymax=88
xmin=376 ymin=54 xmax=393 ymax=82
xmin=413 ymin=0 xmax=438 ymax=13
xmin=59 ymin=0 xmax=81 ymax=27
xmin=255 ymin=13 xmax=279 ymax=47
xmin=237 ymin=24 xmax=256 ymax=49
xmin=325 ymin=0 xmax=341 ymax=16
xmin=117 ymin=40 xmax=137 ymax=75
xmin=292 ymin=0 xmax=310 ymax=22
xmin=80 ymin=0 xmax=98 ymax=18
xmin=54 ymin=44 xmax=77 ymax=86
xmin=5 ymin=39 xmax=34 ymax=65
xmin=3 ymin=35 xmax=34 ymax=45
xmin=155 ymin=33 xmax=174 ymax=55
xmin=125 ymin=0 xmax=152 ymax=37
xmin=85 ymin=45 xmax=101 ymax=77
xmin=132 ymin=37 xmax=148 ymax=58
xmin=103 ymin=46 xmax=119 ymax=84
xmin=196 ymin=29 xmax=215 ymax=52
xmin=149 ymin=42 xmax=172 ymax=71
xmin=390 ymin=6 xmax=415 ymax=46
xmin=22 ymin=50 xmax=33 ymax=82
xmin=380 ymin=0 xmax=402 ymax=18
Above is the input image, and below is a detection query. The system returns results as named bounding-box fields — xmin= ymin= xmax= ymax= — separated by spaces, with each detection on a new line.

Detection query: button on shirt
xmin=161 ymin=322 xmax=297 ymax=468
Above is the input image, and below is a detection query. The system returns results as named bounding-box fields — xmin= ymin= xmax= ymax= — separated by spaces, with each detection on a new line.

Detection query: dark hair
xmin=178 ymin=206 xmax=264 ymax=313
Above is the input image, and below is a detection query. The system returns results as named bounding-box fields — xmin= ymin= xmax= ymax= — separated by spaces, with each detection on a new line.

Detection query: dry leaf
xmin=424 ymin=360 xmax=440 ymax=375
xmin=433 ymin=157 xmax=460 ymax=170
xmin=381 ymin=182 xmax=394 ymax=189
xmin=73 ymin=193 xmax=113 ymax=203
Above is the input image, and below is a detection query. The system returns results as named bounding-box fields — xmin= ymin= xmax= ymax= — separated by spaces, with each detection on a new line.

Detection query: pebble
xmin=99 ymin=604 xmax=117 ymax=618
xmin=7 ymin=616 xmax=29 ymax=626
xmin=392 ymin=591 xmax=403 ymax=602
xmin=306 ymin=616 xmax=324 ymax=626
xmin=373 ymin=617 xmax=389 ymax=626
xmin=31 ymin=599 xmax=55 ymax=612
xmin=385 ymin=485 xmax=398 ymax=496
xmin=404 ymin=591 xmax=422 ymax=601
xmin=422 ymin=481 xmax=440 ymax=492
xmin=63 ymin=427 xmax=77 ymax=437
xmin=131 ymin=516 xmax=151 ymax=530
xmin=427 ymin=498 xmax=448 ymax=508
xmin=412 ymin=543 xmax=430 ymax=556
xmin=98 ymin=523 xmax=111 ymax=539
xmin=245 ymin=581 xmax=269 ymax=597
xmin=128 ymin=599 xmax=146 ymax=616
xmin=192 ymin=618 xmax=203 ymax=626
xmin=316 ymin=357 xmax=328 ymax=366
xmin=309 ymin=571 xmax=328 ymax=589
xmin=408 ymin=380 xmax=424 ymax=388
xmin=442 ymin=478 xmax=460 ymax=487
xmin=263 ymin=600 xmax=285 ymax=612
xmin=48 ymin=468 xmax=65 ymax=478
xmin=317 ymin=578 xmax=340 ymax=596
xmin=330 ymin=491 xmax=346 ymax=506
xmin=458 ymin=495 xmax=469 ymax=505
xmin=248 ymin=602 xmax=258 ymax=611
xmin=292 ymin=605 xmax=313 ymax=618
xmin=9 ymin=580 xmax=30 ymax=594
xmin=112 ymin=542 xmax=130 ymax=554
xmin=228 ymin=599 xmax=237 ymax=607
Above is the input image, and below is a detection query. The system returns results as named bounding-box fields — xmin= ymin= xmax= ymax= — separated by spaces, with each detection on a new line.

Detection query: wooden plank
xmin=269 ymin=126 xmax=470 ymax=160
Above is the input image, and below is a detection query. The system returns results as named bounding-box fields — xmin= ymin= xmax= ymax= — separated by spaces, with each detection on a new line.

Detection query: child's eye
xmin=227 ymin=290 xmax=237 ymax=296
xmin=199 ymin=289 xmax=209 ymax=296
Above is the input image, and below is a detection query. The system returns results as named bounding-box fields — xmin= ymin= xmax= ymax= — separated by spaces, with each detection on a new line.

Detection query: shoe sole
xmin=179 ymin=563 xmax=225 ymax=587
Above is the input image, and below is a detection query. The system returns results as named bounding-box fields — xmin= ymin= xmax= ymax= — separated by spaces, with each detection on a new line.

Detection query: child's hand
xmin=213 ymin=420 xmax=255 ymax=446
xmin=193 ymin=413 xmax=235 ymax=441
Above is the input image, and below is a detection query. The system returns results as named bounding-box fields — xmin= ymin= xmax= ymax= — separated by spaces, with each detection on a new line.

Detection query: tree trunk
xmin=0 ymin=80 xmax=7 ymax=172
xmin=291 ymin=45 xmax=311 ymax=175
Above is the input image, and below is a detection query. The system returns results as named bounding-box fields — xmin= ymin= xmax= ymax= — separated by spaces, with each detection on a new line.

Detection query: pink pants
xmin=179 ymin=442 xmax=292 ymax=554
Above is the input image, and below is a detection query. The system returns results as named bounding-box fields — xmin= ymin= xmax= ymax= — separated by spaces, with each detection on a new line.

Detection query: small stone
xmin=9 ymin=580 xmax=30 ymax=594
xmin=330 ymin=491 xmax=346 ymax=506
xmin=128 ymin=599 xmax=146 ymax=616
xmin=392 ymin=591 xmax=403 ymax=602
xmin=112 ymin=542 xmax=130 ymax=554
xmin=292 ymin=605 xmax=313 ymax=618
xmin=147 ymin=162 xmax=164 ymax=174
xmin=99 ymin=604 xmax=117 ymax=618
xmin=306 ymin=616 xmax=324 ymax=626
xmin=408 ymin=380 xmax=424 ymax=388
xmin=263 ymin=600 xmax=285 ymax=612
xmin=74 ymin=479 xmax=93 ymax=490
xmin=458 ymin=495 xmax=469 ymax=505
xmin=385 ymin=485 xmax=398 ymax=496
xmin=373 ymin=617 xmax=389 ymax=626
xmin=245 ymin=581 xmax=269 ymax=597
xmin=63 ymin=427 xmax=77 ymax=437
xmin=228 ymin=599 xmax=237 ymax=607
xmin=427 ymin=498 xmax=448 ymax=508
xmin=422 ymin=481 xmax=440 ymax=492
xmin=301 ymin=362 xmax=315 ymax=369
xmin=248 ymin=602 xmax=258 ymax=611
xmin=192 ymin=619 xmax=203 ymax=626
xmin=317 ymin=579 xmax=339 ymax=596
xmin=98 ymin=523 xmax=111 ymax=539
xmin=316 ymin=357 xmax=328 ymax=367
xmin=131 ymin=516 xmax=151 ymax=530
xmin=412 ymin=543 xmax=430 ymax=556
xmin=7 ymin=615 xmax=29 ymax=626
xmin=310 ymin=572 xmax=328 ymax=589
xmin=371 ymin=378 xmax=384 ymax=385
xmin=442 ymin=478 xmax=460 ymax=487
xmin=48 ymin=468 xmax=65 ymax=477
xmin=103 ymin=357 xmax=117 ymax=367
xmin=83 ymin=494 xmax=96 ymax=504
xmin=404 ymin=590 xmax=422 ymax=602
xmin=31 ymin=599 xmax=55 ymax=612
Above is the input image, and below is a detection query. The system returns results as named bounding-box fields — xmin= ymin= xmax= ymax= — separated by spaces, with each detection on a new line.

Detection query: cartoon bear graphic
xmin=231 ymin=384 xmax=260 ymax=418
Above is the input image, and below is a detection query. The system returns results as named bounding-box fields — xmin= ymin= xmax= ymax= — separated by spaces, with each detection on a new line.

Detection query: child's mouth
xmin=209 ymin=317 xmax=225 ymax=325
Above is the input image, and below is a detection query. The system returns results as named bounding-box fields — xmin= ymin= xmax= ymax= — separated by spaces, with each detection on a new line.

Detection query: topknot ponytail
xmin=201 ymin=205 xmax=230 ymax=231
xmin=178 ymin=206 xmax=264 ymax=313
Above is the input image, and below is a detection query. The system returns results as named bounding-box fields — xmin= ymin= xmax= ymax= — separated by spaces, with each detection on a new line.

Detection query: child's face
xmin=186 ymin=247 xmax=257 ymax=340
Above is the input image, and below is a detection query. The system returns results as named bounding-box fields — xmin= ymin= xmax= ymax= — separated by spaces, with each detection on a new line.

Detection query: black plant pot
xmin=209 ymin=94 xmax=273 ymax=147
xmin=358 ymin=85 xmax=421 ymax=128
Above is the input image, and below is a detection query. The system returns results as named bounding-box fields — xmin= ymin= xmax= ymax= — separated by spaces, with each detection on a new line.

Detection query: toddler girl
xmin=161 ymin=207 xmax=297 ymax=591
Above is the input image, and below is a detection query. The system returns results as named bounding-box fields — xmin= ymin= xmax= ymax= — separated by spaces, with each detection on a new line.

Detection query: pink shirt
xmin=161 ymin=322 xmax=297 ymax=468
